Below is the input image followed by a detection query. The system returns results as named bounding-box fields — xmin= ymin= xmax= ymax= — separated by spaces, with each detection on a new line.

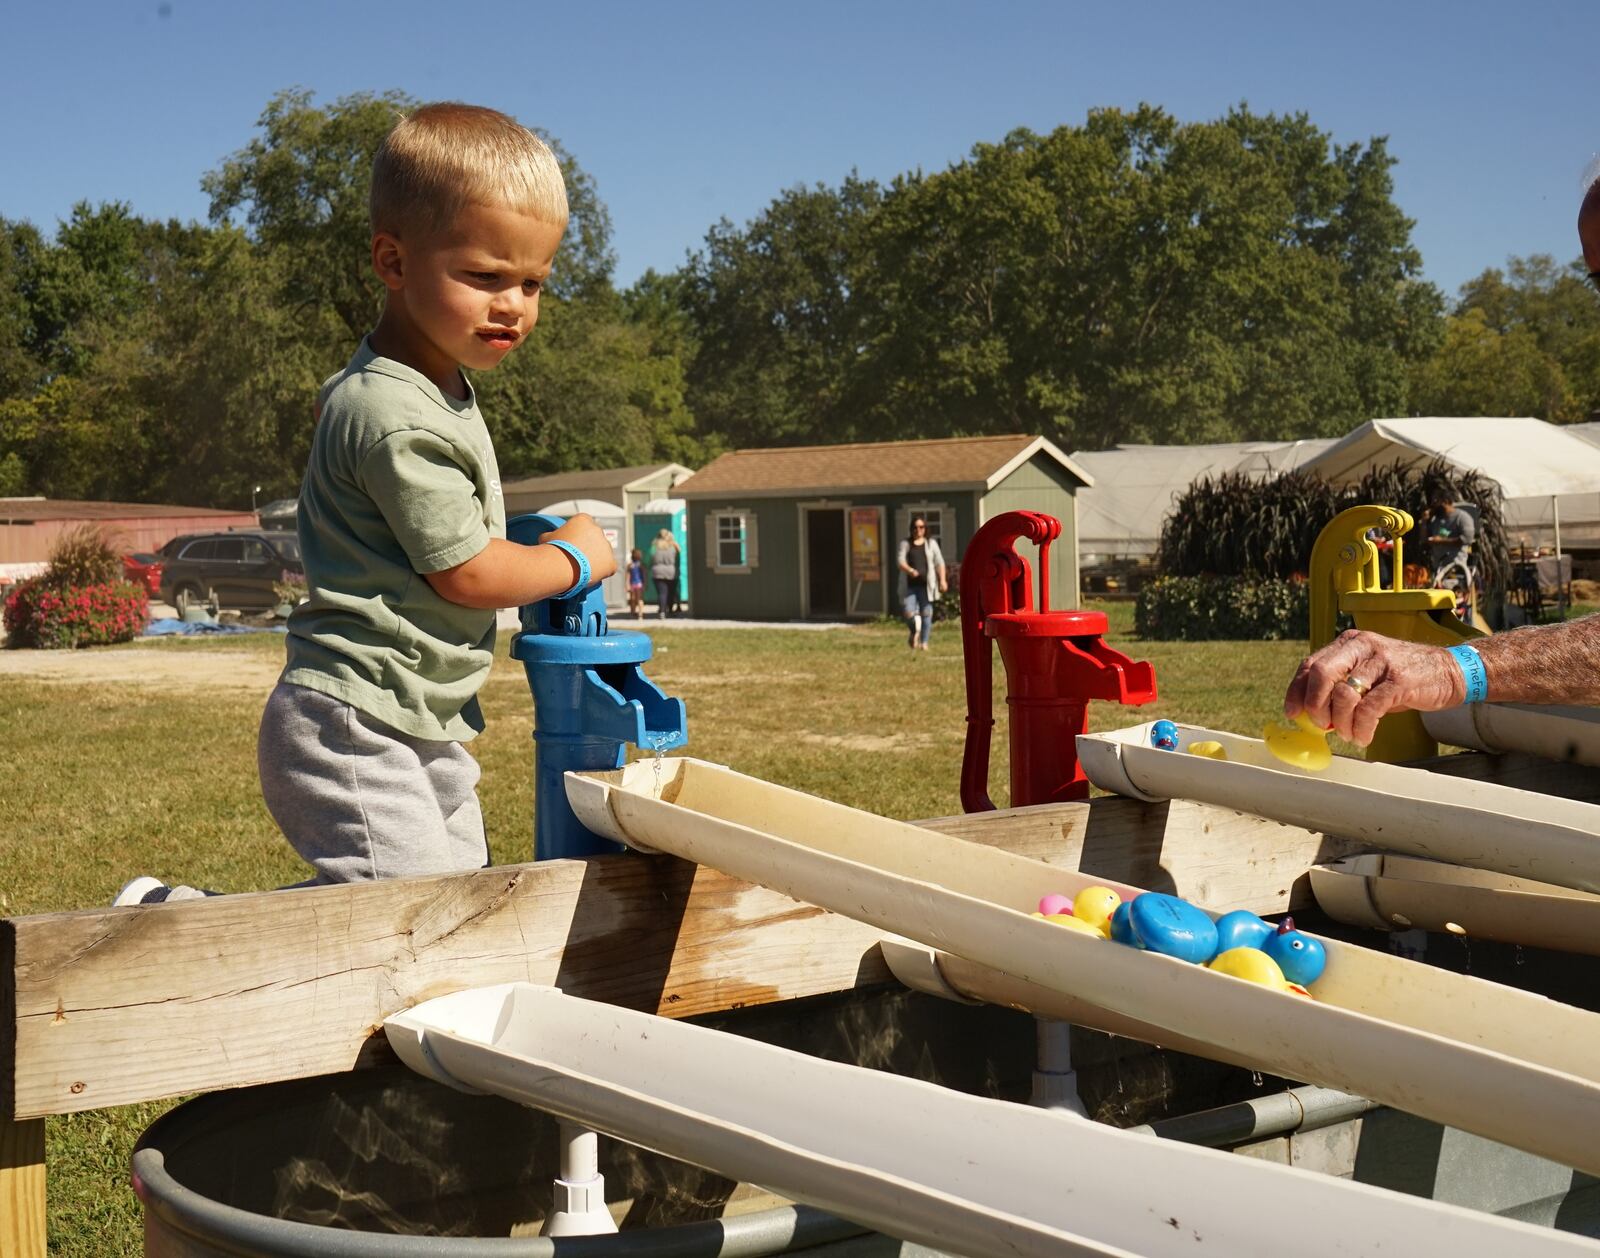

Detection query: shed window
xmin=718 ymin=515 xmax=745 ymax=567
xmin=896 ymin=503 xmax=955 ymax=558
xmin=704 ymin=509 xmax=759 ymax=574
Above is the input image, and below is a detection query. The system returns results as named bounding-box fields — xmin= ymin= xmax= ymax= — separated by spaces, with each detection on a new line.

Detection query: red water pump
xmin=960 ymin=511 xmax=1157 ymax=811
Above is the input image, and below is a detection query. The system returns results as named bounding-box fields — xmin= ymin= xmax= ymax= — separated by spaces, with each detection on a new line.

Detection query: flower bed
xmin=3 ymin=577 xmax=150 ymax=649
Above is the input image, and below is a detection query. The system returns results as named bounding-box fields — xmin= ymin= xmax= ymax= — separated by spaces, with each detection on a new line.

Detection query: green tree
xmin=0 ymin=219 xmax=42 ymax=401
xmin=676 ymin=105 xmax=1444 ymax=451
xmin=11 ymin=202 xmax=153 ymax=378
xmin=1408 ymin=307 xmax=1576 ymax=420
xmin=1455 ymin=255 xmax=1600 ymax=418
xmin=679 ymin=177 xmax=880 ymax=448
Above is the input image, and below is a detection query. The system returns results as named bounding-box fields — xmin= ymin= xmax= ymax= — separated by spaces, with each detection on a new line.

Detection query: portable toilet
xmin=533 ymin=497 xmax=629 ymax=608
xmin=634 ymin=497 xmax=689 ymax=611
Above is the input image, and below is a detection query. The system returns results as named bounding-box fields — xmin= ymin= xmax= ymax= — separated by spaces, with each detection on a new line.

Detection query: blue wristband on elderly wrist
xmin=1446 ymin=643 xmax=1488 ymax=705
xmin=544 ymin=539 xmax=590 ymax=599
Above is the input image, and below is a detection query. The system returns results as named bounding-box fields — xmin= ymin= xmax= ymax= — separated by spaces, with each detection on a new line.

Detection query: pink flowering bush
xmin=3 ymin=525 xmax=149 ymax=648
xmin=3 ymin=576 xmax=149 ymax=648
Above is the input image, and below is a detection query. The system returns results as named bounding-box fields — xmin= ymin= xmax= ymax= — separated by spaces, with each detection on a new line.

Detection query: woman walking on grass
xmin=896 ymin=516 xmax=947 ymax=651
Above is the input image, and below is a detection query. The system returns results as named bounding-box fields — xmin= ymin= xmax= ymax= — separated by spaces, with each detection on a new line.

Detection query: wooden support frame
xmin=0 ymin=749 xmax=1584 ymax=1256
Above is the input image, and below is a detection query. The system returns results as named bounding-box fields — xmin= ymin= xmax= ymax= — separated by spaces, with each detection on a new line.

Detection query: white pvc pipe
xmin=564 ymin=756 xmax=1600 ymax=1178
xmin=1078 ymin=720 xmax=1600 ymax=893
xmin=387 ymin=984 xmax=1595 ymax=1258
xmin=559 ymin=1122 xmax=599 ymax=1182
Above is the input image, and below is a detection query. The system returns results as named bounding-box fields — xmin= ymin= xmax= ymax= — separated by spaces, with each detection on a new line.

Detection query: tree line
xmin=2 ymin=89 xmax=1596 ymax=510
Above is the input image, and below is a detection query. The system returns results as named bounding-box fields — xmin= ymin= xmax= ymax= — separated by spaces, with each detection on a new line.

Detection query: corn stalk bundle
xmin=1158 ymin=459 xmax=1509 ymax=591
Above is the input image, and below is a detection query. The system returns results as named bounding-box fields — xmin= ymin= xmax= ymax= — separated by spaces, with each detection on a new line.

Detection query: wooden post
xmin=0 ymin=1118 xmax=45 ymax=1258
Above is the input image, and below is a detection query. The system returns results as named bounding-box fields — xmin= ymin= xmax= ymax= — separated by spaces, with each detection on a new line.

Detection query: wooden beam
xmin=1409 ymin=749 xmax=1600 ymax=803
xmin=3 ymin=789 xmax=1353 ymax=1122
xmin=919 ymin=794 xmax=1362 ymax=915
xmin=0 ymin=1117 xmax=44 ymax=1258
xmin=3 ymin=856 xmax=891 ymax=1121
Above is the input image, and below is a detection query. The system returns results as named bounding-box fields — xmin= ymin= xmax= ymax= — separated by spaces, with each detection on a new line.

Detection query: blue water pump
xmin=509 ymin=513 xmax=687 ymax=860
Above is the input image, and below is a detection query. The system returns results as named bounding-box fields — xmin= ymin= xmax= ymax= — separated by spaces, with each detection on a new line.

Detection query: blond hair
xmin=370 ymin=102 xmax=568 ymax=239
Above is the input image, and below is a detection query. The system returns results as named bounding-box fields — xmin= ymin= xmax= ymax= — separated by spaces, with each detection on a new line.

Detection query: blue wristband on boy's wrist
xmin=1446 ymin=643 xmax=1488 ymax=705
xmin=544 ymin=539 xmax=590 ymax=599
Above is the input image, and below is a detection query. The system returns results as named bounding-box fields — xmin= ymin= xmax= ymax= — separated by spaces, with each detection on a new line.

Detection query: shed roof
xmin=0 ymin=498 xmax=254 ymax=524
xmin=674 ymin=435 xmax=1090 ymax=499
xmin=501 ymin=463 xmax=693 ymax=505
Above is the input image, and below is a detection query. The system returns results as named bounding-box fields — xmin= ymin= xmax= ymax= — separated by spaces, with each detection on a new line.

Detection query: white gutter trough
xmin=564 ymin=758 xmax=1600 ymax=1178
xmin=1311 ymin=852 xmax=1600 ymax=955
xmin=386 ymin=983 xmax=1597 ymax=1258
xmin=1425 ymin=702 xmax=1600 ymax=768
xmin=1077 ymin=719 xmax=1600 ymax=892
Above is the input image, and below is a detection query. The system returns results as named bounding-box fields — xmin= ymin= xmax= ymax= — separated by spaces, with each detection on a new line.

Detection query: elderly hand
xmin=1284 ymin=629 xmax=1465 ymax=746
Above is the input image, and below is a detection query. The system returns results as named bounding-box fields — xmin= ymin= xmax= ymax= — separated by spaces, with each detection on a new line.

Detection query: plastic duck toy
xmin=1037 ymin=893 xmax=1074 ymax=917
xmin=1039 ymin=912 xmax=1104 ymax=936
xmin=1261 ymin=917 xmax=1328 ymax=987
xmin=1073 ymin=886 xmax=1122 ymax=935
xmin=1187 ymin=740 xmax=1227 ymax=760
xmin=1208 ymin=947 xmax=1288 ymax=990
xmin=1150 ymin=719 xmax=1180 ymax=750
xmin=1263 ymin=712 xmax=1332 ymax=772
xmin=1126 ymin=893 xmax=1218 ymax=964
xmin=1213 ymin=910 xmax=1274 ymax=953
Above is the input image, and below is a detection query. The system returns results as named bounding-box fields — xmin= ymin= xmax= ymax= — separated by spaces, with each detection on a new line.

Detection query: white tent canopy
xmin=1299 ymin=418 xmax=1600 ymax=552
xmin=1071 ymin=440 xmax=1335 ymax=562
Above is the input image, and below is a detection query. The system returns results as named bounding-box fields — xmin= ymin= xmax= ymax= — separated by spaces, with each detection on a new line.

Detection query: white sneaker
xmin=113 ymin=877 xmax=217 ymax=906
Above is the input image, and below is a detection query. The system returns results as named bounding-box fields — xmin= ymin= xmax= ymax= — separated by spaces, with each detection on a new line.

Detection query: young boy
xmin=118 ymin=103 xmax=615 ymax=903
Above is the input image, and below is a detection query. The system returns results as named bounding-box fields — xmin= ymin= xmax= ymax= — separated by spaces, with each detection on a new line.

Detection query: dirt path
xmin=0 ymin=641 xmax=282 ymax=691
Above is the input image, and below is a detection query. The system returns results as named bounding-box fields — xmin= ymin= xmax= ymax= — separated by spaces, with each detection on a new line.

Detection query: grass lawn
xmin=0 ymin=605 xmax=1307 ymax=1255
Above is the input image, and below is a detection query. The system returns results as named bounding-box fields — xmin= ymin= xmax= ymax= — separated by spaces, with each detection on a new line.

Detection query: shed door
xmin=805 ymin=509 xmax=847 ymax=617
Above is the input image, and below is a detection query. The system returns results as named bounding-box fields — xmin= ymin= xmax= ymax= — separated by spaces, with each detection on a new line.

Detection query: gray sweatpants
xmin=258 ymin=681 xmax=489 ymax=884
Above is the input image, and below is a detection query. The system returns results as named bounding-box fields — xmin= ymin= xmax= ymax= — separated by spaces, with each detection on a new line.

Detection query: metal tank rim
xmin=132 ymin=1090 xmax=868 ymax=1257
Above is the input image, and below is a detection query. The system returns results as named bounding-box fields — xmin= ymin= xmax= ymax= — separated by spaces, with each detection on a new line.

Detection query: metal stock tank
xmin=132 ymin=989 xmax=1031 ymax=1256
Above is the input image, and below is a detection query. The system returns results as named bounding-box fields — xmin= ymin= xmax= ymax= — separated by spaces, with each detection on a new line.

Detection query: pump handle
xmin=958 ymin=512 xmax=1062 ymax=813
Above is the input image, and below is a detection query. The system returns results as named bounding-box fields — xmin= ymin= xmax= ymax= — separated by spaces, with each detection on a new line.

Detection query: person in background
xmin=626 ymin=547 xmax=646 ymax=620
xmin=1284 ymin=165 xmax=1600 ymax=745
xmin=1421 ymin=494 xmax=1475 ymax=576
xmin=651 ymin=528 xmax=682 ymax=618
xmin=896 ymin=515 xmax=947 ymax=652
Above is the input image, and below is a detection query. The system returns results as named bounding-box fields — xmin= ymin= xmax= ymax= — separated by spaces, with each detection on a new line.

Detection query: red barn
xmin=0 ymin=498 xmax=260 ymax=585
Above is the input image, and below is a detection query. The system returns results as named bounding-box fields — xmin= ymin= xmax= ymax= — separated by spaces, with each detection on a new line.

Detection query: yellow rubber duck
xmin=1263 ymin=712 xmax=1332 ymax=772
xmin=1072 ymin=886 xmax=1122 ymax=937
xmin=1208 ymin=947 xmax=1289 ymax=990
xmin=1187 ymin=740 xmax=1227 ymax=760
xmin=1043 ymin=912 xmax=1105 ymax=936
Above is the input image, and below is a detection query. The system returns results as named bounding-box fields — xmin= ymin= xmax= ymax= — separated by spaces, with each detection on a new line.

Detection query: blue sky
xmin=3 ymin=0 xmax=1595 ymax=298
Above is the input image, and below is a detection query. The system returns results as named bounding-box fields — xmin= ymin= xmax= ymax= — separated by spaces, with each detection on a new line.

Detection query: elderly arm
xmin=1285 ymin=616 xmax=1600 ymax=745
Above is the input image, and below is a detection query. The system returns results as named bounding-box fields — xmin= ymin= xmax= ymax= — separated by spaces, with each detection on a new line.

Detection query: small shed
xmin=673 ymin=435 xmax=1092 ymax=621
xmin=0 ymin=497 xmax=259 ymax=580
xmin=500 ymin=464 xmax=694 ymax=562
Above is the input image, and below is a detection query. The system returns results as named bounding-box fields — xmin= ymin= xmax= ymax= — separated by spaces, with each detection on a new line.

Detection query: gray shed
xmin=673 ymin=435 xmax=1091 ymax=621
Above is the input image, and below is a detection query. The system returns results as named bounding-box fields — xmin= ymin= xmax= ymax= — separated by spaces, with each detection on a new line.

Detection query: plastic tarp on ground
xmin=1071 ymin=440 xmax=1335 ymax=562
xmin=1298 ymin=417 xmax=1600 ymax=551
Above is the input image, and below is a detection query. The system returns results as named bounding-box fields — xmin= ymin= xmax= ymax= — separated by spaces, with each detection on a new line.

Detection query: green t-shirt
xmin=282 ymin=338 xmax=506 ymax=741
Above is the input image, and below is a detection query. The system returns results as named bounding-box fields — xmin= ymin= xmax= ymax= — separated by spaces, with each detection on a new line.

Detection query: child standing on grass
xmin=117 ymin=103 xmax=616 ymax=905
xmin=626 ymin=547 xmax=646 ymax=619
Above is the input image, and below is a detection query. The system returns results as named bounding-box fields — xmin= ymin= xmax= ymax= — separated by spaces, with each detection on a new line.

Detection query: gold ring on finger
xmin=1343 ymin=674 xmax=1372 ymax=697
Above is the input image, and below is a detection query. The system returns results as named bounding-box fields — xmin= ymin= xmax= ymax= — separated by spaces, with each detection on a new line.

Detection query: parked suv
xmin=158 ymin=531 xmax=303 ymax=616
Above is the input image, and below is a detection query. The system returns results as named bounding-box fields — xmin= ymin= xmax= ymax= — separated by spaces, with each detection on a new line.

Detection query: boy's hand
xmin=547 ymin=514 xmax=618 ymax=583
